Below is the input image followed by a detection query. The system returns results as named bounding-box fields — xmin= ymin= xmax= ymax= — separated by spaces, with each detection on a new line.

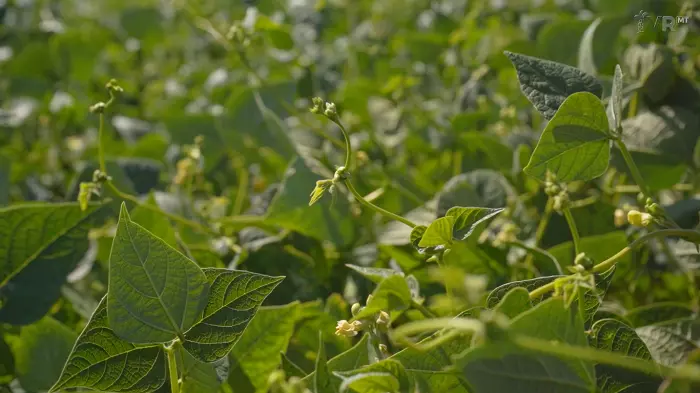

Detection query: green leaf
xmin=548 ymin=231 xmax=630 ymax=269
xmin=180 ymin=350 xmax=229 ymax=393
xmin=0 ymin=336 xmax=13 ymax=384
xmin=493 ymin=287 xmax=532 ymax=319
xmin=579 ymin=266 xmax=616 ymax=328
xmin=335 ymin=359 xmax=412 ymax=393
xmin=130 ymin=193 xmax=178 ymax=248
xmin=524 ymin=92 xmax=611 ymax=182
xmin=537 ymin=18 xmax=589 ymax=67
xmin=625 ymin=303 xmax=695 ymax=328
xmin=281 ymin=352 xmax=307 ymax=378
xmin=107 ymin=203 xmax=210 ymax=344
xmin=636 ymin=325 xmax=699 ymax=367
xmin=623 ymin=44 xmax=675 ymax=104
xmin=589 ymin=319 xmax=659 ymax=393
xmin=418 ymin=216 xmax=455 ymax=247
xmin=408 ymin=225 xmax=442 ymax=255
xmin=0 ymin=202 xmax=108 ymax=325
xmin=302 ymin=334 xmax=371 ymax=389
xmin=353 ymin=275 xmax=413 ymax=320
xmin=182 ymin=269 xmax=284 ymax=362
xmin=445 ymin=207 xmax=504 ymax=240
xmin=608 ymin=64 xmax=624 ymax=131
xmin=578 ymin=18 xmax=625 ymax=77
xmin=457 ymin=298 xmax=596 ymax=393
xmin=504 ymin=51 xmax=603 ymax=120
xmin=265 ymin=157 xmax=354 ymax=247
xmin=12 ymin=317 xmax=77 ymax=392
xmin=314 ymin=337 xmax=337 ymax=393
xmin=0 ymin=156 xmax=9 ymax=207
xmin=50 ymin=296 xmax=166 ymax=393
xmin=486 ymin=276 xmax=562 ymax=308
xmin=345 ymin=264 xmax=403 ymax=284
xmin=621 ymin=106 xmax=699 ymax=163
xmin=228 ymin=303 xmax=300 ymax=393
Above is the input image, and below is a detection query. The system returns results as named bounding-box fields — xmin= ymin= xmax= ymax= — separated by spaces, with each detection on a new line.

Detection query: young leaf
xmin=107 ymin=203 xmax=210 ymax=344
xmin=493 ymin=287 xmax=532 ymax=319
xmin=504 ymin=51 xmax=603 ymax=120
xmin=12 ymin=317 xmax=77 ymax=392
xmin=182 ymin=269 xmax=284 ymax=362
xmin=353 ymin=275 xmax=413 ymax=320
xmin=314 ymin=336 xmax=338 ymax=393
xmin=608 ymin=64 xmax=624 ymax=131
xmin=417 ymin=216 xmax=455 ymax=247
xmin=524 ymin=92 xmax=611 ymax=182
xmin=445 ymin=207 xmax=504 ymax=240
xmin=0 ymin=202 xmax=107 ymax=325
xmin=589 ymin=319 xmax=660 ymax=393
xmin=50 ymin=297 xmax=166 ymax=393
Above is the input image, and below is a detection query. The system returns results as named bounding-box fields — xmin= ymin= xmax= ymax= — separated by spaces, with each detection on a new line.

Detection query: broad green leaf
xmin=336 ymin=359 xmax=412 ymax=393
xmin=265 ymin=157 xmax=354 ymax=247
xmin=182 ymin=269 xmax=284 ymax=362
xmin=353 ymin=275 xmax=413 ymax=320
xmin=302 ymin=334 xmax=371 ymax=388
xmin=589 ymin=319 xmax=659 ymax=393
xmin=107 ymin=203 xmax=210 ymax=344
xmin=579 ymin=266 xmax=616 ymax=327
xmin=130 ymin=193 xmax=177 ymax=248
xmin=0 ymin=202 xmax=107 ymax=325
xmin=314 ymin=337 xmax=337 ymax=393
xmin=608 ymin=64 xmax=624 ymax=131
xmin=228 ymin=303 xmax=300 ymax=393
xmin=50 ymin=297 xmax=166 ymax=393
xmin=623 ymin=44 xmax=675 ymax=103
xmin=445 ymin=207 xmax=504 ymax=240
xmin=548 ymin=231 xmax=630 ymax=268
xmin=486 ymin=276 xmax=562 ymax=308
xmin=180 ymin=350 xmax=229 ymax=393
xmin=408 ymin=225 xmax=442 ymax=255
xmin=443 ymin=240 xmax=509 ymax=282
xmin=504 ymin=51 xmax=603 ymax=120
xmin=636 ymin=325 xmax=699 ymax=367
xmin=457 ymin=298 xmax=596 ymax=393
xmin=494 ymin=287 xmax=532 ymax=319
xmin=0 ymin=336 xmax=13 ymax=384
xmin=621 ymin=106 xmax=699 ymax=163
xmin=281 ymin=352 xmax=307 ymax=378
xmin=625 ymin=303 xmax=695 ymax=328
xmin=12 ymin=317 xmax=77 ymax=392
xmin=418 ymin=216 xmax=455 ymax=247
xmin=524 ymin=92 xmax=611 ymax=182
xmin=345 ymin=264 xmax=403 ymax=284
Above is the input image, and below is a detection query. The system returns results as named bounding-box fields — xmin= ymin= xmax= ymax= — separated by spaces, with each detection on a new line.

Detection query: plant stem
xmin=333 ymin=120 xmax=352 ymax=170
xmin=165 ymin=342 xmax=180 ymax=393
xmin=411 ymin=299 xmax=436 ymax=319
xmin=523 ymin=198 xmax=553 ymax=269
xmin=514 ymin=335 xmax=700 ymax=383
xmin=562 ymin=207 xmax=581 ymax=256
xmin=615 ymin=137 xmax=650 ymax=198
xmin=344 ymin=179 xmax=417 ymax=228
xmin=98 ymin=113 xmax=107 ymax=173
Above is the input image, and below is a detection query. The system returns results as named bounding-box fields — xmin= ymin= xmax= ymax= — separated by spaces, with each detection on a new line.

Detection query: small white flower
xmin=335 ymin=320 xmax=363 ymax=337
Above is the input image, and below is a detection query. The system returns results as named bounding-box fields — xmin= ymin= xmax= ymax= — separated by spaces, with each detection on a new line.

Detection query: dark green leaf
xmin=504 ymin=51 xmax=603 ymax=120
xmin=621 ymin=106 xmax=699 ymax=163
xmin=636 ymin=325 xmax=699 ymax=367
xmin=302 ymin=334 xmax=371 ymax=389
xmin=578 ymin=18 xmax=625 ymax=77
xmin=182 ymin=269 xmax=284 ymax=362
xmin=282 ymin=352 xmax=307 ymax=378
xmin=524 ymin=92 xmax=611 ymax=182
xmin=445 ymin=207 xmax=504 ymax=240
xmin=107 ymin=203 xmax=210 ymax=344
xmin=50 ymin=297 xmax=166 ymax=393
xmin=625 ymin=303 xmax=695 ymax=328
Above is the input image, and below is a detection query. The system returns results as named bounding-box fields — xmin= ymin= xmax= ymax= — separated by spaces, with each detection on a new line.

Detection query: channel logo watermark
xmin=635 ymin=10 xmax=691 ymax=33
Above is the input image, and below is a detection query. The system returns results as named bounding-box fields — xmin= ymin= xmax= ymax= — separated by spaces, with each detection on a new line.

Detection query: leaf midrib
xmin=527 ymin=131 xmax=608 ymax=171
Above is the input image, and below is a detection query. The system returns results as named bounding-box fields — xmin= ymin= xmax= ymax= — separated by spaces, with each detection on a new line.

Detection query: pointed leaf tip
xmin=118 ymin=202 xmax=130 ymax=221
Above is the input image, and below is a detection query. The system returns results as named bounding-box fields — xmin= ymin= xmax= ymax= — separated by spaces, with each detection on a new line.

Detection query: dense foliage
xmin=1 ymin=0 xmax=700 ymax=392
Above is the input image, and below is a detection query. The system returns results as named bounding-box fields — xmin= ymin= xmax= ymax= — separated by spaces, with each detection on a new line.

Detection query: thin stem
xmin=615 ymin=137 xmax=650 ymax=197
xmin=390 ymin=317 xmax=484 ymax=348
xmin=411 ymin=299 xmax=436 ymax=319
xmin=513 ymin=335 xmax=700 ymax=383
xmin=98 ymin=114 xmax=107 ymax=173
xmin=334 ymin=120 xmax=352 ymax=170
xmin=563 ymin=207 xmax=581 ymax=256
xmin=523 ymin=198 xmax=553 ymax=269
xmin=165 ymin=342 xmax=180 ymax=393
xmin=344 ymin=179 xmax=417 ymax=228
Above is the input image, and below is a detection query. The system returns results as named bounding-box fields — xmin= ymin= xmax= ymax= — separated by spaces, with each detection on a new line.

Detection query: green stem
xmin=513 ymin=335 xmax=700 ymax=383
xmin=615 ymin=137 xmax=650 ymax=198
xmin=98 ymin=114 xmax=107 ymax=173
xmin=562 ymin=207 xmax=581 ymax=256
xmin=165 ymin=342 xmax=180 ymax=393
xmin=333 ymin=120 xmax=352 ymax=170
xmin=523 ymin=198 xmax=553 ymax=269
xmin=344 ymin=179 xmax=417 ymax=228
xmin=410 ymin=299 xmax=436 ymax=319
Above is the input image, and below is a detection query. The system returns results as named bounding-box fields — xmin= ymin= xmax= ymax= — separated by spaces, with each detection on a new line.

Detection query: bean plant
xmin=1 ymin=1 xmax=700 ymax=393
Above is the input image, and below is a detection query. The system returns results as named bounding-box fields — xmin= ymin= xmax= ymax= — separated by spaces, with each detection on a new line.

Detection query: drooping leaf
xmin=180 ymin=350 xmax=229 ymax=393
xmin=445 ymin=207 xmax=504 ymax=240
xmin=524 ymin=92 xmax=611 ymax=182
xmin=353 ymin=275 xmax=413 ymax=320
xmin=12 ymin=317 xmax=77 ymax=392
xmin=182 ymin=269 xmax=284 ymax=362
xmin=504 ymin=51 xmax=603 ymax=120
xmin=50 ymin=296 xmax=166 ymax=393
xmin=0 ymin=202 xmax=107 ymax=325
xmin=417 ymin=216 xmax=455 ymax=247
xmin=228 ymin=303 xmax=300 ymax=393
xmin=107 ymin=203 xmax=210 ymax=344
xmin=589 ymin=319 xmax=660 ymax=393
xmin=493 ymin=287 xmax=532 ymax=319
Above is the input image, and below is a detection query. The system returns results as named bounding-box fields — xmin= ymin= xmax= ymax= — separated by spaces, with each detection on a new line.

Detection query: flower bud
xmin=646 ymin=202 xmax=661 ymax=216
xmin=574 ymin=252 xmax=594 ymax=270
xmin=323 ymin=102 xmax=338 ymax=121
xmin=351 ymin=303 xmax=361 ymax=316
xmin=614 ymin=208 xmax=626 ymax=227
xmin=366 ymin=294 xmax=374 ymax=304
xmin=379 ymin=343 xmax=390 ymax=357
xmin=553 ymin=193 xmax=569 ymax=212
xmin=89 ymin=102 xmax=106 ymax=114
xmin=627 ymin=210 xmax=653 ymax=227
xmin=376 ymin=311 xmax=390 ymax=327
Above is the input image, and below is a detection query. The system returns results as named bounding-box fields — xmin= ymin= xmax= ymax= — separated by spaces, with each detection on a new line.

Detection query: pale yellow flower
xmin=335 ymin=320 xmax=363 ymax=337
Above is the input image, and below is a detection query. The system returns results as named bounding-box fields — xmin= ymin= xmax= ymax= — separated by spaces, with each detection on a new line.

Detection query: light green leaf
xmin=107 ymin=203 xmax=210 ymax=344
xmin=589 ymin=319 xmax=659 ymax=393
xmin=0 ymin=202 xmax=107 ymax=325
xmin=182 ymin=269 xmax=284 ymax=362
xmin=50 ymin=296 xmax=166 ymax=393
xmin=486 ymin=276 xmax=562 ymax=308
xmin=418 ymin=216 xmax=455 ymax=247
xmin=353 ymin=275 xmax=413 ymax=320
xmin=504 ymin=51 xmax=603 ymax=120
xmin=345 ymin=264 xmax=403 ymax=284
xmin=636 ymin=325 xmax=699 ymax=367
xmin=457 ymin=298 xmax=596 ymax=393
xmin=336 ymin=359 xmax=412 ymax=393
xmin=608 ymin=64 xmax=624 ymax=131
xmin=524 ymin=92 xmax=611 ymax=182
xmin=494 ymin=287 xmax=532 ymax=319
xmin=228 ymin=303 xmax=300 ymax=393
xmin=314 ymin=337 xmax=337 ymax=393
xmin=12 ymin=317 xmax=77 ymax=392
xmin=445 ymin=207 xmax=504 ymax=240
xmin=180 ymin=350 xmax=229 ymax=393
